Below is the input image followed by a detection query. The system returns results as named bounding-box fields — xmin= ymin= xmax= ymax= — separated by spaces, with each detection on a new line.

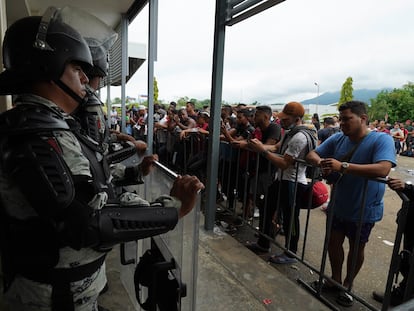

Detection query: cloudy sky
xmin=109 ymin=0 xmax=414 ymax=105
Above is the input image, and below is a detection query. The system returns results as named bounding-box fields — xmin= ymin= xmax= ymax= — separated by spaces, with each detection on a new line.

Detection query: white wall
xmin=307 ymin=103 xmax=339 ymax=117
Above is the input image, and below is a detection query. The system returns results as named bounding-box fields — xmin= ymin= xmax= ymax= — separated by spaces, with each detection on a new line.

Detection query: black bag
xmin=134 ymin=248 xmax=185 ymax=311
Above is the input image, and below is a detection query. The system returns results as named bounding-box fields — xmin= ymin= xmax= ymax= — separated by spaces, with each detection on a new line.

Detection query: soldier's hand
xmin=140 ymin=154 xmax=159 ymax=176
xmin=170 ymin=175 xmax=205 ymax=218
xmin=133 ymin=140 xmax=147 ymax=155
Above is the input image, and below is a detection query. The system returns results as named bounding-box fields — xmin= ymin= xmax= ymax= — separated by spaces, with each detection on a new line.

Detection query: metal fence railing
xmin=162 ymin=133 xmax=414 ymax=310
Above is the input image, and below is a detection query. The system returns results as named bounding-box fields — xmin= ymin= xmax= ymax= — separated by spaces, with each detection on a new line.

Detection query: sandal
xmin=336 ymin=290 xmax=354 ymax=307
xmin=310 ymin=280 xmax=338 ymax=293
xmin=268 ymin=254 xmax=297 ymax=264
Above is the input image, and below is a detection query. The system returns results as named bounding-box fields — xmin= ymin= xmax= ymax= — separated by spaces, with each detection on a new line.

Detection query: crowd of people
xmin=138 ymin=100 xmax=411 ymax=308
xmin=368 ymin=119 xmax=414 ymax=155
xmin=0 ymin=5 xmax=412 ymax=311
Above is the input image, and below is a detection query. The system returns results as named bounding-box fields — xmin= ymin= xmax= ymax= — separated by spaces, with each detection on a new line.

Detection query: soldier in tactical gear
xmin=69 ymin=7 xmax=150 ymax=188
xmin=78 ymin=35 xmax=148 ymax=157
xmin=71 ymin=9 xmax=161 ymax=298
xmin=0 ymin=7 xmax=204 ymax=311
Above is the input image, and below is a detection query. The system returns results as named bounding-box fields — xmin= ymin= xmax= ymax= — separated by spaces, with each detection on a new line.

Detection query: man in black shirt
xmin=245 ymin=105 xmax=281 ymax=253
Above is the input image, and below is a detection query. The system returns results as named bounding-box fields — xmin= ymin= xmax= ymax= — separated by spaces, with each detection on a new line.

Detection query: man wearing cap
xmin=248 ymin=102 xmax=316 ymax=263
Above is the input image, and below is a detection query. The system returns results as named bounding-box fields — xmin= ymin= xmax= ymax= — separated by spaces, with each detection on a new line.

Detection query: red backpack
xmin=302 ymin=181 xmax=329 ymax=209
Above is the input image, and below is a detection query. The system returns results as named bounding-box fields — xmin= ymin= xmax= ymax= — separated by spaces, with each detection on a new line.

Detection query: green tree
xmin=369 ymin=82 xmax=414 ymax=122
xmin=112 ymin=97 xmax=121 ymax=106
xmin=338 ymin=77 xmax=354 ymax=106
xmin=154 ymin=77 xmax=159 ymax=102
xmin=177 ymin=96 xmax=190 ymax=107
xmin=199 ymin=99 xmax=211 ymax=109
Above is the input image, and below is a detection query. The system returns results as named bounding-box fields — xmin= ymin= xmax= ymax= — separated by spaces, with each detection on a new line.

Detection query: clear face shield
xmin=56 ymin=6 xmax=118 ymax=72
xmin=35 ymin=6 xmax=117 ymax=59
xmin=35 ymin=6 xmax=118 ymax=106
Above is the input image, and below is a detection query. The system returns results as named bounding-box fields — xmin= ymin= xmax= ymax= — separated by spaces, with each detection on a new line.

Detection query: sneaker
xmin=268 ymin=253 xmax=297 ymax=264
xmin=336 ymin=290 xmax=353 ymax=307
xmin=310 ymin=280 xmax=339 ymax=293
xmin=245 ymin=242 xmax=270 ymax=254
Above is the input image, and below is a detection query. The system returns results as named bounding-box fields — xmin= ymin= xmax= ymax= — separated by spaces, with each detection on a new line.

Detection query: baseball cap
xmin=278 ymin=102 xmax=305 ymax=119
xmin=199 ymin=111 xmax=210 ymax=118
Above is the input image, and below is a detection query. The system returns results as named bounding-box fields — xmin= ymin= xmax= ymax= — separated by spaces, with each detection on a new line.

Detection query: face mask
xmin=282 ymin=122 xmax=296 ymax=130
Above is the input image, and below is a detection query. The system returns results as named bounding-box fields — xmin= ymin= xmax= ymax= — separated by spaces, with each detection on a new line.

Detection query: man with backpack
xmin=248 ymin=102 xmax=316 ymax=264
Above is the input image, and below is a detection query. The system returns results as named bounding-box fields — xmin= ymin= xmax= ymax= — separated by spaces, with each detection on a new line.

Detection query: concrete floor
xmin=99 ymin=225 xmax=330 ymax=311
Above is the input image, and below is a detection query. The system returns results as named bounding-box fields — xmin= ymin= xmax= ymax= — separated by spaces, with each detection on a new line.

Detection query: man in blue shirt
xmin=306 ymin=100 xmax=396 ymax=307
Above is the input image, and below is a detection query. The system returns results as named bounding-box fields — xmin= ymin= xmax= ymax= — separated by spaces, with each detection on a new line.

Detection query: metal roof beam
xmin=230 ymin=0 xmax=262 ymax=16
xmin=226 ymin=0 xmax=286 ymax=26
xmin=126 ymin=0 xmax=148 ymax=23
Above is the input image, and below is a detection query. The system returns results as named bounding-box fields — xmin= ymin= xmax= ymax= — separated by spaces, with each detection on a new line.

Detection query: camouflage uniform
xmin=1 ymin=95 xmax=107 ymax=311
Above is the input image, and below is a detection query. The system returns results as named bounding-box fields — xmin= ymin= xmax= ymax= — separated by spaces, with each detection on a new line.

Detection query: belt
xmin=21 ymin=254 xmax=106 ymax=311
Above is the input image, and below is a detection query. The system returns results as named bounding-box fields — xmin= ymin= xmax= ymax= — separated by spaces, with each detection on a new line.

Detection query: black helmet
xmin=0 ymin=8 xmax=93 ymax=95
xmin=85 ymin=38 xmax=110 ymax=78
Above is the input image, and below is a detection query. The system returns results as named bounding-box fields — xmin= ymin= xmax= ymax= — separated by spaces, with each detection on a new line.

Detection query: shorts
xmin=331 ymin=216 xmax=375 ymax=243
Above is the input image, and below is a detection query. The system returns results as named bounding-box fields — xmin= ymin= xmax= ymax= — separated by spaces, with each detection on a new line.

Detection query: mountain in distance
xmin=301 ymin=88 xmax=392 ymax=106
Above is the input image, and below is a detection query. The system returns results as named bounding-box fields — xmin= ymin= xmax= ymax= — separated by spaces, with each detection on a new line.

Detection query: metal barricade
xmin=154 ymin=132 xmax=414 ymax=310
xmin=214 ymin=142 xmax=414 ymax=310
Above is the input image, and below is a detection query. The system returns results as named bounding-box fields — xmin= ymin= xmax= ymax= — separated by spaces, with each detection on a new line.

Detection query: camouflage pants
xmin=3 ymin=262 xmax=107 ymax=311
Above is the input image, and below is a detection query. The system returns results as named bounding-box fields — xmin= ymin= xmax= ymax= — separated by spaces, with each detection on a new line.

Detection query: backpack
xmin=301 ymin=181 xmax=329 ymax=209
xmin=283 ymin=126 xmax=320 ymax=180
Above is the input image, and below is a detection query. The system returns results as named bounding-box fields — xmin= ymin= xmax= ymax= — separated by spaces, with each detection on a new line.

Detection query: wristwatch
xmin=340 ymin=162 xmax=349 ymax=173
